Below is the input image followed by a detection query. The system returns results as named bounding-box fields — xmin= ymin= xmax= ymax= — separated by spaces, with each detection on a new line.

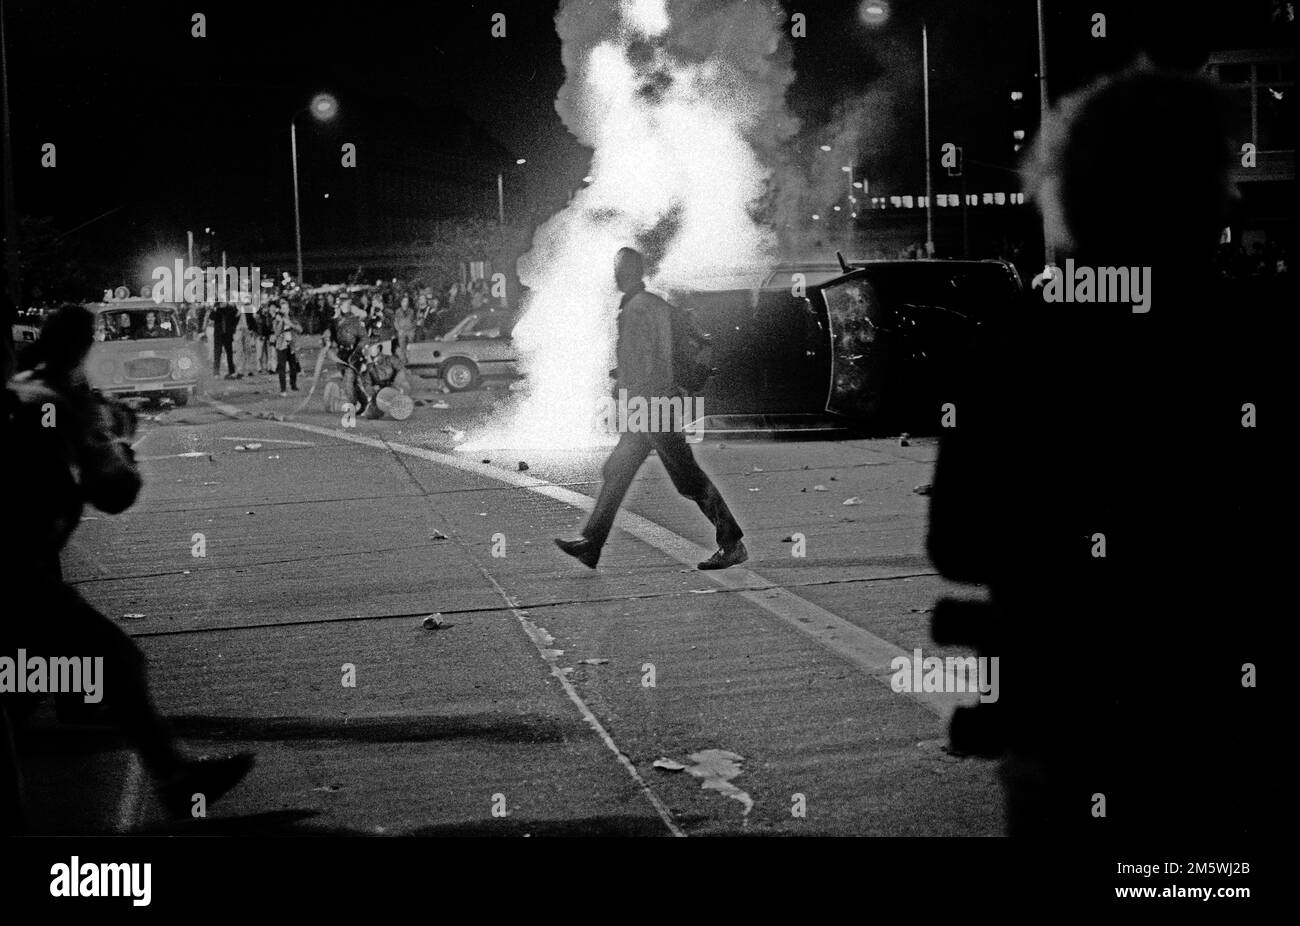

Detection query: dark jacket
xmin=4 ymin=370 xmax=141 ymax=579
xmin=615 ymin=285 xmax=674 ymax=401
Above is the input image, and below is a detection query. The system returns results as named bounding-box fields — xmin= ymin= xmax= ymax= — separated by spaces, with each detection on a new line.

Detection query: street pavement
xmin=20 ymin=365 xmax=1003 ymax=836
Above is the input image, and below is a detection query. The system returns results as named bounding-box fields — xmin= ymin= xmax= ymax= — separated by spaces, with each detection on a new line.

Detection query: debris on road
xmin=655 ymin=750 xmax=754 ymax=817
xmin=421 ymin=614 xmax=444 ymax=630
xmin=311 ymin=784 xmax=343 ymax=793
xmin=579 ymin=658 xmax=609 ymax=666
xmin=842 ymin=496 xmax=863 ymax=506
xmin=430 ymin=401 xmax=450 ymax=409
xmin=899 ymin=433 xmax=911 ymax=447
xmin=913 ymin=484 xmax=933 ymax=496
xmin=652 ymin=758 xmax=687 ymax=772
xmin=813 ymin=484 xmax=828 ymax=492
xmin=120 ymin=613 xmax=146 ymax=621
xmin=517 ymin=461 xmax=529 ymax=471
xmin=430 ymin=530 xmax=449 ymax=541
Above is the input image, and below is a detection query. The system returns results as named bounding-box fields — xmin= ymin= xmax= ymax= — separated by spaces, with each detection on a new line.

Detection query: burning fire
xmin=462 ymin=0 xmax=782 ymax=451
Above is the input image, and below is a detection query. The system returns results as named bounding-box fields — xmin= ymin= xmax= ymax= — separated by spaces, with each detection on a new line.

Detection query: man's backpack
xmin=668 ymin=303 xmax=714 ymax=394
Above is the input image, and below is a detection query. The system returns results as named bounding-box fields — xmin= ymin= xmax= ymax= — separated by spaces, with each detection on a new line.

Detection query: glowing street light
xmin=859 ymin=1 xmax=890 ymax=26
xmin=309 ymin=93 xmax=338 ymax=121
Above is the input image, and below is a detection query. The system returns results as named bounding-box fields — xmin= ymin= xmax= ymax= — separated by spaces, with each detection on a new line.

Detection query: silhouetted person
xmin=211 ymin=302 xmax=239 ymax=378
xmin=927 ymin=68 xmax=1270 ymax=838
xmin=1 ymin=306 xmax=252 ymax=833
xmin=555 ymin=248 xmax=745 ymax=570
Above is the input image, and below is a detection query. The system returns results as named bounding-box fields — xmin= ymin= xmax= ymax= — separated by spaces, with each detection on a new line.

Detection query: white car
xmin=85 ymin=299 xmax=203 ymax=405
xmin=405 ymin=310 xmax=519 ymax=391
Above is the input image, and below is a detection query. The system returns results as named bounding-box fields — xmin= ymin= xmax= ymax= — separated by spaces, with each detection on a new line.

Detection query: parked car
xmin=84 ymin=299 xmax=203 ymax=405
xmin=405 ymin=310 xmax=519 ymax=391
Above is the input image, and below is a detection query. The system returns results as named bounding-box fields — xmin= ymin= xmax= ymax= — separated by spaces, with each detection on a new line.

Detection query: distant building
xmin=1205 ymin=47 xmax=1295 ymax=248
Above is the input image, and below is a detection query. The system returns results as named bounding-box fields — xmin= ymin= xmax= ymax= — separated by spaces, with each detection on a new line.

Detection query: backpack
xmin=668 ymin=302 xmax=714 ymax=394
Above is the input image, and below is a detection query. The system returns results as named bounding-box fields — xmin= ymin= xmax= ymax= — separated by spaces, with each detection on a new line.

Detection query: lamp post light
xmin=290 ymin=92 xmax=338 ymax=285
xmin=497 ymin=158 xmax=528 ymax=226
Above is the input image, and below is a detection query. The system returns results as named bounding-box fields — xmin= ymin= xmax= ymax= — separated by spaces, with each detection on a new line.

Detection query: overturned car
xmin=669 ymin=259 xmax=1024 ymax=435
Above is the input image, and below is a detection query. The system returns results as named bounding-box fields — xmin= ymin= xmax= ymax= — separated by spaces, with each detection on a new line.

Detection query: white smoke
xmin=463 ymin=0 xmax=791 ymax=451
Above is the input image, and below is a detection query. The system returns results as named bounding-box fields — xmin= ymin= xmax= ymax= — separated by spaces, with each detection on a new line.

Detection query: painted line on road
xmin=471 ymin=561 xmax=684 ymax=837
xmin=217 ymin=436 xmax=317 ymax=446
xmin=198 ymin=397 xmax=971 ymax=720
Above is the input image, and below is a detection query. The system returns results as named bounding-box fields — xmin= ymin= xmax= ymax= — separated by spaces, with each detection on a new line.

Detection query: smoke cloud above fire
xmin=466 ymin=0 xmax=907 ymax=450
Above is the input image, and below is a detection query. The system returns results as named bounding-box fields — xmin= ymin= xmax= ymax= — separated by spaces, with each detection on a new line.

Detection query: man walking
xmin=555 ymin=247 xmax=746 ymax=571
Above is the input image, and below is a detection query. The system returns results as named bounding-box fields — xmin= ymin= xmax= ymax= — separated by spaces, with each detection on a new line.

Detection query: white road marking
xmin=198 ymin=397 xmax=972 ymax=720
xmin=217 ymin=436 xmax=317 ymax=446
xmin=471 ymin=563 xmax=685 ymax=837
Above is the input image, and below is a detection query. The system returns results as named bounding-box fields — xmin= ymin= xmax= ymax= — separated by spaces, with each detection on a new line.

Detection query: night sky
xmin=3 ymin=0 xmax=1284 ymax=295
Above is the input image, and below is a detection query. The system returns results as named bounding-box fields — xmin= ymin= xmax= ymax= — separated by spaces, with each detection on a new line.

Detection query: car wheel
xmin=169 ymin=390 xmax=190 ymax=407
xmin=442 ymin=359 xmax=479 ymax=392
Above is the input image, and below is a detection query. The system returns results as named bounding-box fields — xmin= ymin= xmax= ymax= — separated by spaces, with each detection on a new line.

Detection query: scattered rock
xmin=813 ymin=485 xmax=828 ymax=492
xmin=517 ymin=461 xmax=529 ymax=472
xmin=430 ymin=530 xmax=449 ymax=541
xmin=653 ymin=758 xmax=687 ymax=772
xmin=899 ymin=433 xmax=911 ymax=447
xmin=842 ymin=496 xmax=863 ymax=506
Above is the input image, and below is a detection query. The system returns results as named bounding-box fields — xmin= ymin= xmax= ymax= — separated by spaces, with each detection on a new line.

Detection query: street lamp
xmin=290 ymin=92 xmax=338 ymax=285
xmin=497 ymin=158 xmax=527 ymax=225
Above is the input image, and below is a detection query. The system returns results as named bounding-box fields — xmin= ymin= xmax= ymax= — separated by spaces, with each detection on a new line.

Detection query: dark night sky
xmin=3 ymin=0 xmax=1286 ymax=289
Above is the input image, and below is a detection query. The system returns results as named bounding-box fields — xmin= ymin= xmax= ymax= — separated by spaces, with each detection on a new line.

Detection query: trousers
xmin=583 ymin=430 xmax=742 ymax=550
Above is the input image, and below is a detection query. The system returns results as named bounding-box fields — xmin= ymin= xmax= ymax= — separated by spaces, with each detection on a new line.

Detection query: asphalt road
xmin=20 ymin=369 xmax=1002 ymax=836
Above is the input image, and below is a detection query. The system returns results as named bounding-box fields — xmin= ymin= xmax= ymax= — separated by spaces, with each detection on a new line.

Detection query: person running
xmin=1 ymin=306 xmax=253 ymax=832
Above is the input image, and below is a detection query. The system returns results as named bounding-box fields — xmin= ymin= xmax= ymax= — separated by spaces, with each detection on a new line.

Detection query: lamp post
xmin=497 ymin=158 xmax=527 ymax=226
xmin=290 ymin=93 xmax=338 ymax=285
xmin=922 ymin=22 xmax=934 ymax=257
xmin=1035 ymin=0 xmax=1054 ymax=270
